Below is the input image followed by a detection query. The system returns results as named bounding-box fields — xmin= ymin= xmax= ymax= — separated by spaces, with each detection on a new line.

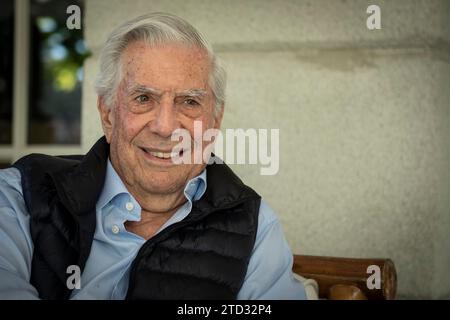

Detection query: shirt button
xmin=111 ymin=225 xmax=120 ymax=234
xmin=125 ymin=202 xmax=134 ymax=211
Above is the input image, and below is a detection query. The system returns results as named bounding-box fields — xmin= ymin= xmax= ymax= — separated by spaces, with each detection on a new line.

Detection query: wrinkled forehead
xmin=119 ymin=41 xmax=212 ymax=91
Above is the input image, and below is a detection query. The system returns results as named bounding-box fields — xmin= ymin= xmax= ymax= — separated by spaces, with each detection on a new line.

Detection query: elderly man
xmin=0 ymin=13 xmax=307 ymax=299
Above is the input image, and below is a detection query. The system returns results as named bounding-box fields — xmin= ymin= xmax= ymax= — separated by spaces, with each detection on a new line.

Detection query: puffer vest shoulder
xmin=13 ymin=136 xmax=261 ymax=300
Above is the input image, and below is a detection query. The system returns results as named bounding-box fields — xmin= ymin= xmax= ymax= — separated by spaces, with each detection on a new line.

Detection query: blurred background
xmin=0 ymin=0 xmax=87 ymax=167
xmin=1 ymin=0 xmax=449 ymax=299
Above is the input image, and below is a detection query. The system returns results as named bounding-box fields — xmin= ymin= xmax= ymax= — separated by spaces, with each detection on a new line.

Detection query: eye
xmin=135 ymin=94 xmax=149 ymax=103
xmin=184 ymin=99 xmax=200 ymax=106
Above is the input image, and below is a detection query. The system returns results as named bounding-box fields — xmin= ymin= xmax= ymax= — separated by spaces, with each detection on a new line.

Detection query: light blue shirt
xmin=0 ymin=160 xmax=306 ymax=299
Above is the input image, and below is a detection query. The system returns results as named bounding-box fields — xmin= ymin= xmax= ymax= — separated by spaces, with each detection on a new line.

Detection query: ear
xmin=97 ymin=96 xmax=114 ymax=143
xmin=213 ymin=104 xmax=224 ymax=130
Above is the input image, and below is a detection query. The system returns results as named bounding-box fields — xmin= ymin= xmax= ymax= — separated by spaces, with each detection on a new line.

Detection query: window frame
xmin=0 ymin=0 xmax=82 ymax=165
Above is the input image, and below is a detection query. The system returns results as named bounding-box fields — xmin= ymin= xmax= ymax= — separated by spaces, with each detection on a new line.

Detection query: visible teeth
xmin=148 ymin=150 xmax=178 ymax=159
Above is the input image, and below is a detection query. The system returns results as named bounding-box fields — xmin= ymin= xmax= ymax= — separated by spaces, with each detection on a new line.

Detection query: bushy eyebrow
xmin=128 ymin=84 xmax=162 ymax=96
xmin=128 ymin=84 xmax=207 ymax=98
xmin=176 ymin=89 xmax=207 ymax=98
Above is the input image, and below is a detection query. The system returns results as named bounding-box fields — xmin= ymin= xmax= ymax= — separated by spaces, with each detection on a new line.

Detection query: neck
xmin=107 ymin=155 xmax=203 ymax=239
xmin=124 ymin=185 xmax=188 ymax=240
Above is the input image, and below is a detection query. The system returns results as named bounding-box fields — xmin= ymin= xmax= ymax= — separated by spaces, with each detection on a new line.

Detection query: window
xmin=0 ymin=0 xmax=87 ymax=167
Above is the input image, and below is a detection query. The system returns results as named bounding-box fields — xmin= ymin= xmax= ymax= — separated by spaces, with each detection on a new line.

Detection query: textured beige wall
xmin=82 ymin=0 xmax=450 ymax=299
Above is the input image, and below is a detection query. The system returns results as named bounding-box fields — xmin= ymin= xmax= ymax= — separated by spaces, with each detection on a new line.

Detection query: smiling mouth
xmin=139 ymin=147 xmax=184 ymax=160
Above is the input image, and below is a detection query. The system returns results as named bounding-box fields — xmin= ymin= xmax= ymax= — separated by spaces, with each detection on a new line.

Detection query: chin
xmin=140 ymin=171 xmax=183 ymax=194
xmin=143 ymin=181 xmax=181 ymax=194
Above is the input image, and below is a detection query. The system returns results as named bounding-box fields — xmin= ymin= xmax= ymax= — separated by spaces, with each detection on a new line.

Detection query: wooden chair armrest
xmin=292 ymin=254 xmax=397 ymax=300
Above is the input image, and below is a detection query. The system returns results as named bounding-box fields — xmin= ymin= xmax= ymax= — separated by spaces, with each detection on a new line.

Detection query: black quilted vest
xmin=12 ymin=136 xmax=261 ymax=300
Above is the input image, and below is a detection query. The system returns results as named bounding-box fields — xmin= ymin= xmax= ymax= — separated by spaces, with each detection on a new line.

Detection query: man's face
xmin=98 ymin=41 xmax=223 ymax=196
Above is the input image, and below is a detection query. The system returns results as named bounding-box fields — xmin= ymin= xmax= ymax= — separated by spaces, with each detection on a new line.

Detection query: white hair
xmin=94 ymin=12 xmax=226 ymax=114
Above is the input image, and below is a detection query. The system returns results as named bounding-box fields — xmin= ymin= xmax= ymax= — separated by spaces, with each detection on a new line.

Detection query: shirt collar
xmin=96 ymin=159 xmax=131 ymax=210
xmin=184 ymin=168 xmax=207 ymax=202
xmin=96 ymin=159 xmax=207 ymax=210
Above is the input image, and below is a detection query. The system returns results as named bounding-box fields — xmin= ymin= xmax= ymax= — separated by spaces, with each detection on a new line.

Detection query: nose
xmin=147 ymin=96 xmax=179 ymax=138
